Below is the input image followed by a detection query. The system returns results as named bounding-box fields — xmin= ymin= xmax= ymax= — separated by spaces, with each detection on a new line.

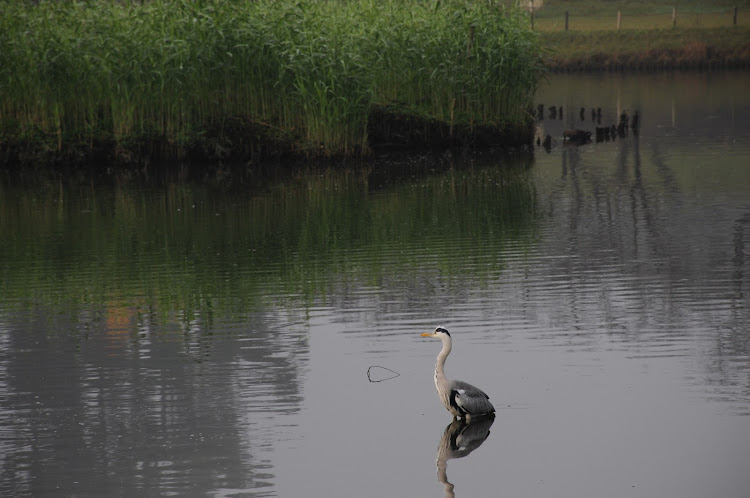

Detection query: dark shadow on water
xmin=435 ymin=415 xmax=495 ymax=498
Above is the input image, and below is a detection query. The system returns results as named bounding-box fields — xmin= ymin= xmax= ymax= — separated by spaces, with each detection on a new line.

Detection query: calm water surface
xmin=1 ymin=72 xmax=750 ymax=497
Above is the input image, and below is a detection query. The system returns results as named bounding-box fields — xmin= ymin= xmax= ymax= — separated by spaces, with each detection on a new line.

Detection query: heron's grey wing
xmin=450 ymin=380 xmax=495 ymax=415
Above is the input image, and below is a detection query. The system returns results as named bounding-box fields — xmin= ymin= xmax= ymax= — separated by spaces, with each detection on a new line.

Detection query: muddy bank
xmin=549 ymin=45 xmax=750 ymax=71
xmin=0 ymin=107 xmax=535 ymax=170
xmin=367 ymin=106 xmax=534 ymax=151
xmin=0 ymin=117 xmax=299 ymax=170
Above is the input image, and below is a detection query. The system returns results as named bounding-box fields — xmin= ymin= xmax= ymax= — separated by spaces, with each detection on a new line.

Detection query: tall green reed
xmin=0 ymin=0 xmax=544 ymax=159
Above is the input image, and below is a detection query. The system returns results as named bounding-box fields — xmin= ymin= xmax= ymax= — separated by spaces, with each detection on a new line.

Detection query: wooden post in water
xmin=565 ymin=11 xmax=569 ymax=31
xmin=672 ymin=7 xmax=677 ymax=28
xmin=617 ymin=10 xmax=622 ymax=31
xmin=734 ymin=6 xmax=738 ymax=26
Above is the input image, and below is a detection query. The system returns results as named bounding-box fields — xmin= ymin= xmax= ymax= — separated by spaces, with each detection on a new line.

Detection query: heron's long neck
xmin=435 ymin=337 xmax=452 ymax=383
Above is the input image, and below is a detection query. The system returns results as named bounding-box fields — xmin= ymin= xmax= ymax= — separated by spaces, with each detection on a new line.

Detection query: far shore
xmin=540 ymin=25 xmax=750 ymax=71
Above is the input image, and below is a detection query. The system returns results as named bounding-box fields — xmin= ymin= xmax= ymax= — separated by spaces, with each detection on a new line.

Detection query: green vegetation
xmin=530 ymin=0 xmax=750 ymax=21
xmin=0 ymin=0 xmax=544 ymax=166
xmin=0 ymin=159 xmax=539 ymax=324
xmin=527 ymin=0 xmax=750 ymax=69
xmin=542 ymin=27 xmax=750 ymax=70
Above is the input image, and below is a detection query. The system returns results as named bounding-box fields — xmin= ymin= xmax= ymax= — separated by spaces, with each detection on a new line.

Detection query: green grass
xmin=529 ymin=0 xmax=750 ymax=19
xmin=542 ymin=25 xmax=750 ymax=54
xmin=515 ymin=0 xmax=750 ymax=38
xmin=519 ymin=0 xmax=750 ymax=69
xmin=0 ymin=0 xmax=544 ymax=163
xmin=534 ymin=11 xmax=750 ymax=31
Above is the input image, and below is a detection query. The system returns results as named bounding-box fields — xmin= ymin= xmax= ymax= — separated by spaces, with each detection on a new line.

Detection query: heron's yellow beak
xmin=420 ymin=332 xmax=433 ymax=337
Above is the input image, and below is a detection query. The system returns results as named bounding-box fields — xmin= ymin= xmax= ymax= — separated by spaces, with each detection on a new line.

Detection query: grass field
xmin=544 ymin=29 xmax=750 ymax=70
xmin=524 ymin=0 xmax=750 ymax=69
xmin=534 ymin=11 xmax=749 ymax=31
xmin=525 ymin=0 xmax=750 ymax=20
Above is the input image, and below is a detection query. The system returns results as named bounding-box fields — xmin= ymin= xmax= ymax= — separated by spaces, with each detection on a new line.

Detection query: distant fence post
xmin=565 ymin=11 xmax=569 ymax=31
xmin=617 ymin=10 xmax=621 ymax=31
xmin=530 ymin=0 xmax=534 ymax=30
xmin=672 ymin=7 xmax=677 ymax=28
xmin=734 ymin=6 xmax=738 ymax=26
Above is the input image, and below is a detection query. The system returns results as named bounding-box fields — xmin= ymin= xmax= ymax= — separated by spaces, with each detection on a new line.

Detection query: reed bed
xmin=0 ymin=0 xmax=544 ymax=163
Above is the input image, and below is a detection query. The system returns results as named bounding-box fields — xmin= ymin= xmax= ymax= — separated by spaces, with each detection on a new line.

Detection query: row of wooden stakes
xmin=536 ymin=106 xmax=641 ymax=150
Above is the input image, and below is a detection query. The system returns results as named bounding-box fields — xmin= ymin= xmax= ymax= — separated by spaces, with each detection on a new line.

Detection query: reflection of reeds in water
xmin=0 ymin=161 xmax=540 ymax=325
xmin=436 ymin=415 xmax=495 ymax=498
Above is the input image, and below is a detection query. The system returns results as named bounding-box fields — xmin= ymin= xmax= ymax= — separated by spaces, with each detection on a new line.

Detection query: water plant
xmin=0 ymin=0 xmax=544 ymax=163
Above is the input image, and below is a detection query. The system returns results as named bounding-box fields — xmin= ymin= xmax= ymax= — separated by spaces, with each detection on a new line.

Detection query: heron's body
xmin=421 ymin=327 xmax=495 ymax=419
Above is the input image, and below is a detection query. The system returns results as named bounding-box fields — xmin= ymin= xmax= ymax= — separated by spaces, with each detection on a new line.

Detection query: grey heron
xmin=421 ymin=326 xmax=495 ymax=419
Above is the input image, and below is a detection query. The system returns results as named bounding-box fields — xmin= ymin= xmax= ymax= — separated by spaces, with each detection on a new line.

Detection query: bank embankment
xmin=542 ymin=26 xmax=750 ymax=71
xmin=0 ymin=0 xmax=543 ymax=168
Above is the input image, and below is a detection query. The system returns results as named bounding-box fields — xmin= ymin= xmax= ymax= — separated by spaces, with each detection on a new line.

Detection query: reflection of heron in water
xmin=436 ymin=416 xmax=495 ymax=498
xmin=421 ymin=326 xmax=495 ymax=420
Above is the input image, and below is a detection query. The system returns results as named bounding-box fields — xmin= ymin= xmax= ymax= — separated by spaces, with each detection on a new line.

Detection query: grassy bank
xmin=543 ymin=26 xmax=750 ymax=70
xmin=530 ymin=0 xmax=750 ymax=70
xmin=0 ymin=0 xmax=543 ymax=167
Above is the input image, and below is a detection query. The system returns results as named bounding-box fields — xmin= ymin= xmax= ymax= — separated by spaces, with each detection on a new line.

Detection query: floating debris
xmin=563 ymin=129 xmax=592 ymax=144
xmin=367 ymin=365 xmax=400 ymax=383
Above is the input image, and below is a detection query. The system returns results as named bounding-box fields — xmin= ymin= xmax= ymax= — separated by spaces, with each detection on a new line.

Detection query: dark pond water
xmin=2 ymin=71 xmax=750 ymax=498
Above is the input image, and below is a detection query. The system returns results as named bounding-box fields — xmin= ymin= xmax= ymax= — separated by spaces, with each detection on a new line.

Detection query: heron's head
xmin=421 ymin=326 xmax=451 ymax=339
